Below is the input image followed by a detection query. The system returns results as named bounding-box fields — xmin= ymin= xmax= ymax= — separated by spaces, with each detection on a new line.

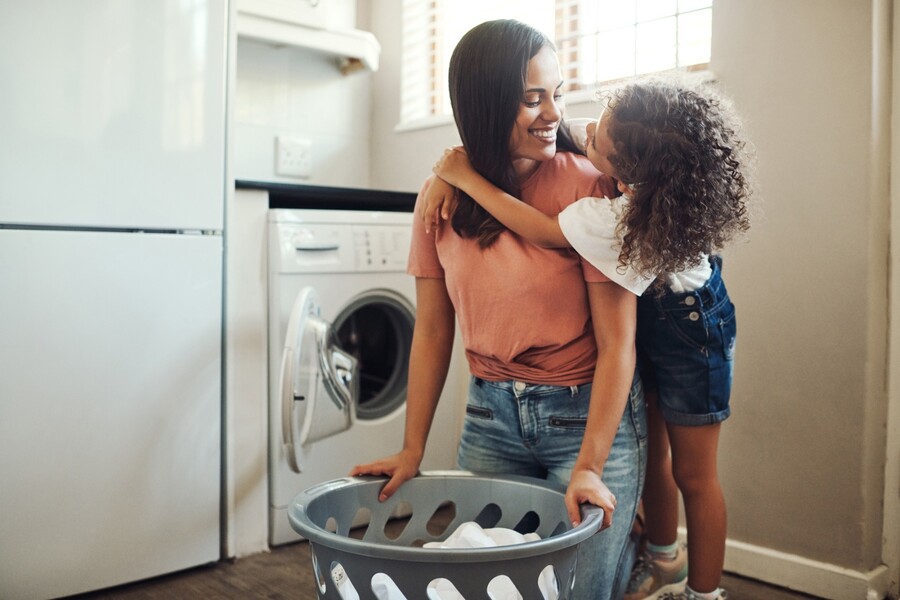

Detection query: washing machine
xmin=267 ymin=208 xmax=464 ymax=545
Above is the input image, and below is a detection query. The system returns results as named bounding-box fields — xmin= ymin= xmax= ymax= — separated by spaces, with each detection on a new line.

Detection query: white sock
xmin=687 ymin=585 xmax=723 ymax=600
xmin=646 ymin=540 xmax=679 ymax=561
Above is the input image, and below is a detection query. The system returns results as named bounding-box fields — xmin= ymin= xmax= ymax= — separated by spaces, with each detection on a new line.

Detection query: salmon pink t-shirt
xmin=408 ymin=151 xmax=617 ymax=386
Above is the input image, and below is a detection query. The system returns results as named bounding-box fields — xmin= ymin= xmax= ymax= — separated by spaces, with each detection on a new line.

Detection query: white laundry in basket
xmin=369 ymin=522 xmax=558 ymax=600
xmin=424 ymin=522 xmax=540 ymax=549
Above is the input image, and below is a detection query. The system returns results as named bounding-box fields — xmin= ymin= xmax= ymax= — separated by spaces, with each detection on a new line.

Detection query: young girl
xmin=424 ymin=77 xmax=752 ymax=600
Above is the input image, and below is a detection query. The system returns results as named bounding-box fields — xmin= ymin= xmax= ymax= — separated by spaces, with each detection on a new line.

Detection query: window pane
xmin=678 ymin=0 xmax=712 ymax=11
xmin=678 ymin=8 xmax=711 ymax=66
xmin=556 ymin=0 xmax=580 ymax=40
xmin=636 ymin=0 xmax=677 ymax=22
xmin=598 ymin=0 xmax=636 ymax=31
xmin=557 ymin=36 xmax=577 ymax=90
xmin=577 ymin=0 xmax=600 ymax=34
xmin=635 ymin=16 xmax=676 ymax=74
xmin=597 ymin=26 xmax=636 ymax=82
xmin=574 ymin=34 xmax=598 ymax=88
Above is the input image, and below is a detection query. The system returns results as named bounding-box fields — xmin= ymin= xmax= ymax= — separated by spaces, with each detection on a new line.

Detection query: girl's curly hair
xmin=604 ymin=78 xmax=752 ymax=279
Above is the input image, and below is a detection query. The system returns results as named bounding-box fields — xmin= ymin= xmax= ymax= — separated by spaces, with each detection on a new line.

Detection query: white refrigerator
xmin=0 ymin=2 xmax=227 ymax=598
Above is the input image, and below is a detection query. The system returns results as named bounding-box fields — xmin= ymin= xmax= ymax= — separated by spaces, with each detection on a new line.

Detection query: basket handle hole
xmin=550 ymin=520 xmax=567 ymax=537
xmin=425 ymin=501 xmax=456 ymax=537
xmin=428 ymin=577 xmax=463 ymax=598
xmin=310 ymin=548 xmax=327 ymax=594
xmin=324 ymin=517 xmax=338 ymax=534
xmin=538 ymin=565 xmax=560 ymax=599
xmin=371 ymin=573 xmax=405 ymax=598
xmin=513 ymin=510 xmax=541 ymax=535
xmin=329 ymin=561 xmax=360 ymax=599
xmin=383 ymin=500 xmax=413 ymax=540
xmin=349 ymin=507 xmax=372 ymax=540
xmin=473 ymin=502 xmax=502 ymax=529
xmin=487 ymin=574 xmax=522 ymax=599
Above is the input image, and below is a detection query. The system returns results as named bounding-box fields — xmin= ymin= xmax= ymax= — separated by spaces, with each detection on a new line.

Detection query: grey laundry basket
xmin=288 ymin=470 xmax=605 ymax=600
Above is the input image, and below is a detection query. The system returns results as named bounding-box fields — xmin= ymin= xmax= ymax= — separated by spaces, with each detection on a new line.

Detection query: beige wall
xmin=711 ymin=0 xmax=884 ymax=573
xmin=365 ymin=1 xmax=896 ymax=597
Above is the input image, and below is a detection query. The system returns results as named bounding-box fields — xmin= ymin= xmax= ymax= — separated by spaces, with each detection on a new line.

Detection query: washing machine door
xmin=280 ymin=287 xmax=359 ymax=473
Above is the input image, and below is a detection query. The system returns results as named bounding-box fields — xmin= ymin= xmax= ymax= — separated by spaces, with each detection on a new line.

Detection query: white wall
xmin=232 ymin=2 xmax=373 ymax=188
xmin=365 ymin=1 xmax=896 ymax=597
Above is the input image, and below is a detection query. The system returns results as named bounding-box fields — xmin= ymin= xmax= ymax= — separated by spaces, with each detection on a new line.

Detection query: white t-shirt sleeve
xmin=558 ymin=196 xmax=656 ymax=296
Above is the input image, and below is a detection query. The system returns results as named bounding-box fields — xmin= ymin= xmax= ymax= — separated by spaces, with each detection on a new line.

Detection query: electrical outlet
xmin=275 ymin=136 xmax=312 ymax=178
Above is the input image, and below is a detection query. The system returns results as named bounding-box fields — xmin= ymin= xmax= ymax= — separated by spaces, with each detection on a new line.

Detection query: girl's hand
xmin=422 ymin=176 xmax=458 ymax=234
xmin=433 ymin=146 xmax=476 ymax=189
xmin=565 ymin=466 xmax=616 ymax=530
xmin=350 ymin=448 xmax=423 ymax=502
xmin=423 ymin=146 xmax=475 ymax=231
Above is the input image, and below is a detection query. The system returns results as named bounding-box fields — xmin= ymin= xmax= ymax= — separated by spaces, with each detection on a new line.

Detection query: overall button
xmin=684 ymin=296 xmax=696 ymax=306
xmin=688 ymin=312 xmax=700 ymax=321
xmin=514 ymin=381 xmax=527 ymax=392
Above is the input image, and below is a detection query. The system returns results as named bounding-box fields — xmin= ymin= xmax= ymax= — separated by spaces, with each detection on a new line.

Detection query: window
xmin=399 ymin=0 xmax=713 ymax=128
xmin=555 ymin=0 xmax=712 ymax=92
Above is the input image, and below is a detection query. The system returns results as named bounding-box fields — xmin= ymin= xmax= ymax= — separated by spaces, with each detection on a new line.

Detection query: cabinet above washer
xmin=235 ymin=0 xmax=381 ymax=73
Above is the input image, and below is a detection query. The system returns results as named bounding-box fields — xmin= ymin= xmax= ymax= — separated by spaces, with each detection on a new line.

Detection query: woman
xmin=352 ymin=19 xmax=646 ymax=600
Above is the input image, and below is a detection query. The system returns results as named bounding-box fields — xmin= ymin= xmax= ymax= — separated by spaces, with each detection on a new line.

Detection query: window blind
xmin=400 ymin=0 xmax=441 ymax=124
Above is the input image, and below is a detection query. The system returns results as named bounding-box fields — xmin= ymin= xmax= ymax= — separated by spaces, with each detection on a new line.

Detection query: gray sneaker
xmin=624 ymin=544 xmax=689 ymax=600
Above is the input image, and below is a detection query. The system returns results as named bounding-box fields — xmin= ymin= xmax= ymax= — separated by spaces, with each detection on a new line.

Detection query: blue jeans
xmin=637 ymin=255 xmax=735 ymax=426
xmin=457 ymin=373 xmax=647 ymax=600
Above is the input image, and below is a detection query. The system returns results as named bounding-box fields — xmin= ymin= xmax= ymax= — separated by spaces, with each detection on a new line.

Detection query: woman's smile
xmin=509 ymin=45 xmax=565 ymax=170
xmin=529 ymin=125 xmax=558 ymax=143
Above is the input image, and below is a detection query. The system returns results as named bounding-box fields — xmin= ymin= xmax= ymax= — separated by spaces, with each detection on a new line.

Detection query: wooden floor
xmin=70 ymin=540 xmax=823 ymax=600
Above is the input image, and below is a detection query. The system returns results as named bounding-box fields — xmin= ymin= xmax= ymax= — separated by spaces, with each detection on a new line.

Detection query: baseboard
xmin=677 ymin=528 xmax=891 ymax=599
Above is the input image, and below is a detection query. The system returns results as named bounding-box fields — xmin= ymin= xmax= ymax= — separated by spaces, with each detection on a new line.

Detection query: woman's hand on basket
xmin=565 ymin=467 xmax=616 ymax=530
xmin=350 ymin=448 xmax=422 ymax=502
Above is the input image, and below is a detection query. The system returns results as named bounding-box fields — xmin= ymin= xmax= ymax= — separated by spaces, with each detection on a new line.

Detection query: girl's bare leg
xmin=641 ymin=391 xmax=680 ymax=546
xmin=668 ymin=421 xmax=726 ymax=593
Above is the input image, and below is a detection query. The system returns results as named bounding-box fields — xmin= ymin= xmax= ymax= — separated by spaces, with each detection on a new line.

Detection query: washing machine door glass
xmin=333 ymin=289 xmax=415 ymax=421
xmin=280 ymin=287 xmax=359 ymax=473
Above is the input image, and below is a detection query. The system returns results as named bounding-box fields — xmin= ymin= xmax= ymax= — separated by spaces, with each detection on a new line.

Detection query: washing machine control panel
xmin=274 ymin=222 xmax=412 ymax=273
xmin=351 ymin=227 xmax=409 ymax=270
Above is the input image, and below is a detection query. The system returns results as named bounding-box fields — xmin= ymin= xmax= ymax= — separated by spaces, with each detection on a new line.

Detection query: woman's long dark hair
xmin=447 ymin=19 xmax=581 ymax=248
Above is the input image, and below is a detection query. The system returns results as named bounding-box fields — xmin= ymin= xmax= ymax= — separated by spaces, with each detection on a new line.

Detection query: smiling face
xmin=508 ymin=45 xmax=565 ymax=178
xmin=585 ymin=110 xmax=617 ymax=179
